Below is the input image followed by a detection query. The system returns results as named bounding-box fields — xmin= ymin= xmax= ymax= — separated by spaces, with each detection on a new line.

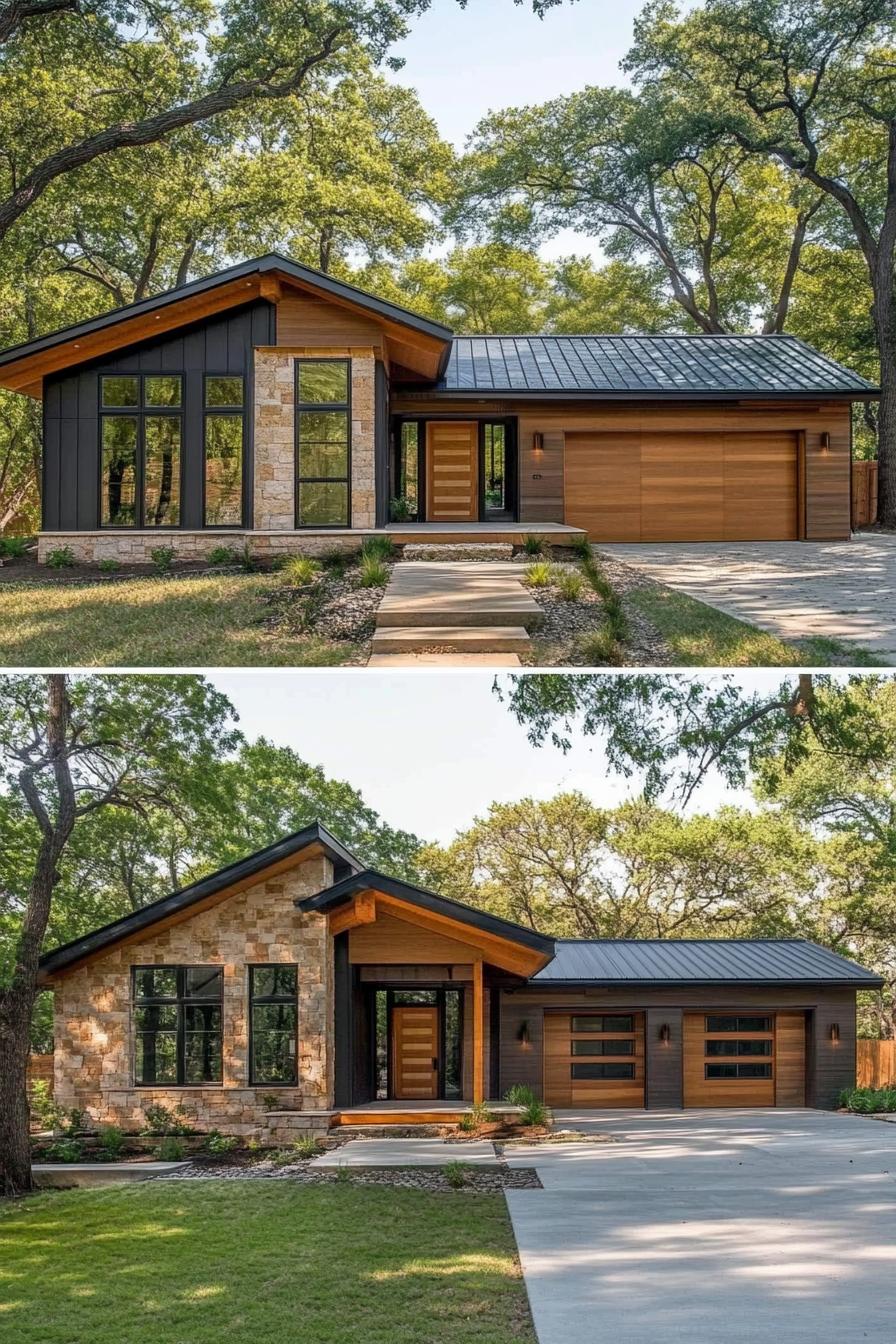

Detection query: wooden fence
xmin=852 ymin=460 xmax=878 ymax=528
xmin=856 ymin=1039 xmax=896 ymax=1088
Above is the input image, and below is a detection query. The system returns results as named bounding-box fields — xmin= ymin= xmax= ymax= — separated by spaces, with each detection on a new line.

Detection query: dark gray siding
xmin=498 ymin=994 xmax=545 ymax=1099
xmin=646 ymin=1006 xmax=683 ymax=1108
xmin=374 ymin=359 xmax=390 ymax=527
xmin=42 ymin=300 xmax=275 ymax=530
xmin=807 ymin=991 xmax=856 ymax=1109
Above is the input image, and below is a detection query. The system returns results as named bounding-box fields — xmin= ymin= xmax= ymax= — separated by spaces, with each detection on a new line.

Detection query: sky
xmin=207 ymin=670 xmax=791 ymax=844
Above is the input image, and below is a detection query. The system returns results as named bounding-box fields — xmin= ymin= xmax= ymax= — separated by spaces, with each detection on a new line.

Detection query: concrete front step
xmin=371 ymin=625 xmax=531 ymax=653
xmin=377 ymin=562 xmax=543 ymax=630
xmin=402 ymin=543 xmax=514 ymax=562
xmin=367 ymin=652 xmax=523 ymax=666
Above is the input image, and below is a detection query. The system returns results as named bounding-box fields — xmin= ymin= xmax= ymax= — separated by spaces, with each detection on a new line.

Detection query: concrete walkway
xmin=311 ymin=1138 xmax=500 ymax=1166
xmin=601 ymin=535 xmax=896 ymax=663
xmin=504 ymin=1109 xmax=896 ymax=1344
xmin=369 ymin=561 xmax=543 ymax=666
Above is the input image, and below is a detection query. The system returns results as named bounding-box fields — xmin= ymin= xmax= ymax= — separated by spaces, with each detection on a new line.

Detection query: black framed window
xmin=705 ymin=1062 xmax=773 ymax=1080
xmin=100 ymin=374 xmax=182 ymax=527
xmin=295 ymin=359 xmax=350 ymax=527
xmin=571 ymin=1062 xmax=636 ymax=1080
xmin=705 ymin=1039 xmax=772 ymax=1057
xmin=705 ymin=1015 xmax=772 ymax=1033
xmin=249 ymin=965 xmax=298 ymax=1085
xmin=133 ymin=965 xmax=222 ymax=1086
xmin=204 ymin=375 xmax=245 ymax=526
xmin=572 ymin=1039 xmax=635 ymax=1057
xmin=571 ymin=1015 xmax=634 ymax=1033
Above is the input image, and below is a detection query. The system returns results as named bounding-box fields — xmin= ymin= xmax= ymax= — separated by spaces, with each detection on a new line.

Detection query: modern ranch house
xmin=0 ymin=254 xmax=877 ymax=563
xmin=38 ymin=824 xmax=881 ymax=1133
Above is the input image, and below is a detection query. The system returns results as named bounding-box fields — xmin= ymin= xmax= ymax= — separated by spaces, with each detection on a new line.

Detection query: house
xmin=38 ymin=823 xmax=881 ymax=1132
xmin=0 ymin=254 xmax=877 ymax=563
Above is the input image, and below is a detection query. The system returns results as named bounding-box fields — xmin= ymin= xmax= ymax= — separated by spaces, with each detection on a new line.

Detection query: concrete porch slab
xmin=311 ymin=1139 xmax=500 ymax=1166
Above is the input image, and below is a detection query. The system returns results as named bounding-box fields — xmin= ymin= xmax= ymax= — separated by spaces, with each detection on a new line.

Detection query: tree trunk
xmin=875 ymin=294 xmax=896 ymax=528
xmin=0 ymin=989 xmax=37 ymax=1197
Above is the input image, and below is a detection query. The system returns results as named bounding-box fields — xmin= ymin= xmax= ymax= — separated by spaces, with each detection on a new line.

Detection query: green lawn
xmin=0 ymin=573 xmax=354 ymax=667
xmin=627 ymin=583 xmax=886 ymax=667
xmin=0 ymin=1181 xmax=534 ymax=1344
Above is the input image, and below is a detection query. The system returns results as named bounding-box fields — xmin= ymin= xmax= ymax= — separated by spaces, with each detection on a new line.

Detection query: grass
xmin=0 ymin=1181 xmax=534 ymax=1344
xmin=627 ymin=582 xmax=885 ymax=667
xmin=0 ymin=572 xmax=354 ymax=667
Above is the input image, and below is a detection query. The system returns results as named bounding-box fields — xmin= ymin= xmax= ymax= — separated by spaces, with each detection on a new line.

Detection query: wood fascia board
xmin=0 ymin=277 xmax=269 ymax=396
xmin=38 ymin=842 xmax=330 ymax=982
xmin=373 ymin=891 xmax=549 ymax=976
xmin=328 ymin=890 xmax=377 ymax=936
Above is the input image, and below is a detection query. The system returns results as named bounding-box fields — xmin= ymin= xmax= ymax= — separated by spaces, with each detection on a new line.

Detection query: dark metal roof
xmin=298 ymin=870 xmax=556 ymax=957
xmin=0 ymin=252 xmax=453 ymax=372
xmin=38 ymin=822 xmax=363 ymax=979
xmin=531 ymin=939 xmax=884 ymax=986
xmin=432 ymin=334 xmax=876 ymax=398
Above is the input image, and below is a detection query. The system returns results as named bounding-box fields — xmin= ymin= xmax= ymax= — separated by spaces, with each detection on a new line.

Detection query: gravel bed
xmin=263 ymin=561 xmax=392 ymax=647
xmin=152 ymin=1159 xmax=541 ymax=1191
xmin=593 ymin=549 xmax=675 ymax=666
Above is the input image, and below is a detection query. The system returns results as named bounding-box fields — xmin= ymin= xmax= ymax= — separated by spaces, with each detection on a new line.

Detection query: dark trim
xmin=39 ymin=822 xmax=363 ymax=978
xmin=478 ymin=419 xmax=518 ymax=522
xmin=297 ymin=869 xmax=556 ymax=957
xmin=528 ymin=977 xmax=884 ymax=989
xmin=390 ymin=414 xmax=519 ymax=523
xmin=398 ymin=388 xmax=878 ymax=403
xmin=98 ymin=372 xmax=185 ymax=530
xmin=248 ymin=963 xmax=298 ymax=1086
xmin=131 ymin=964 xmax=223 ymax=1088
xmin=294 ymin=357 xmax=352 ymax=530
xmin=381 ymin=985 xmax=464 ymax=1101
xmin=333 ymin=934 xmax=353 ymax=1107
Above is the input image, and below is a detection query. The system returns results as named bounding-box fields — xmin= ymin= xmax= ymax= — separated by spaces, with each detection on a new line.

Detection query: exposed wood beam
xmin=328 ymin=890 xmax=377 ymax=937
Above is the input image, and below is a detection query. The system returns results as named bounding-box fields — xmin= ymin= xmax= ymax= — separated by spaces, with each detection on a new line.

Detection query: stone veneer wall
xmin=36 ymin=530 xmax=368 ymax=564
xmin=51 ymin=853 xmax=335 ymax=1135
xmin=254 ymin=347 xmax=376 ymax=531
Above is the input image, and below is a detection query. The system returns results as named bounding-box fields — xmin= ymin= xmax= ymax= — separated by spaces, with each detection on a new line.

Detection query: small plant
xmin=270 ymin=1147 xmax=297 ymax=1167
xmin=361 ymin=535 xmax=395 ymax=561
xmin=0 ymin=535 xmax=27 ymax=558
xmin=557 ymin=569 xmax=585 ymax=601
xmin=838 ymin=1086 xmax=896 ymax=1114
xmin=156 ymin=1136 xmax=185 ymax=1161
xmin=319 ymin=545 xmax=353 ymax=571
xmin=459 ymin=1100 xmax=495 ymax=1133
xmin=443 ymin=1159 xmax=469 ymax=1189
xmin=280 ymin=554 xmax=320 ymax=586
xmin=359 ymin=552 xmax=388 ymax=588
xmin=150 ymin=545 xmax=175 ymax=572
xmin=98 ymin=557 xmax=120 ymax=573
xmin=208 ymin=544 xmax=239 ymax=566
xmin=246 ymin=1137 xmax=262 ymax=1154
xmin=570 ymin=535 xmax=592 ymax=561
xmin=291 ymin=1135 xmax=322 ymax=1160
xmin=97 ymin=1126 xmax=126 ymax=1160
xmin=519 ymin=1099 xmax=549 ymax=1128
xmin=61 ymin=1108 xmax=87 ymax=1135
xmin=204 ymin=1129 xmax=238 ymax=1156
xmin=390 ymin=496 xmax=414 ymax=522
xmin=525 ymin=560 xmax=553 ymax=588
xmin=504 ymin=1084 xmax=538 ymax=1108
xmin=260 ymin=1092 xmax=283 ymax=1113
xmin=46 ymin=546 xmax=75 ymax=569
xmin=29 ymin=1079 xmax=64 ymax=1131
xmin=523 ymin=535 xmax=544 ymax=555
xmin=239 ymin=542 xmax=256 ymax=571
xmin=142 ymin=1102 xmax=192 ymax=1136
xmin=46 ymin=1137 xmax=83 ymax=1163
xmin=577 ymin=627 xmax=624 ymax=667
xmin=334 ymin=1164 xmax=352 ymax=1184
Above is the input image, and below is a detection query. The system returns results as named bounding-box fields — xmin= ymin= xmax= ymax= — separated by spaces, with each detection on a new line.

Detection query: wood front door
xmin=426 ymin=422 xmax=479 ymax=522
xmin=392 ymin=1006 xmax=439 ymax=1099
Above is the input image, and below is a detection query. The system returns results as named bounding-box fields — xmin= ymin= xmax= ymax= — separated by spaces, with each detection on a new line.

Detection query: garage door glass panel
xmin=572 ymin=1063 xmax=636 ymax=1080
xmin=705 ymin=1015 xmax=771 ymax=1033
xmin=571 ymin=1015 xmax=633 ymax=1033
xmin=705 ymin=1039 xmax=772 ymax=1056
xmin=705 ymin=1063 xmax=772 ymax=1080
xmin=572 ymin=1039 xmax=635 ymax=1056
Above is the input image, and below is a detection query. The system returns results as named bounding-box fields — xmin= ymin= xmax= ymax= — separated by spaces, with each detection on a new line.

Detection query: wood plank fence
xmin=857 ymin=1039 xmax=896 ymax=1088
xmin=852 ymin=461 xmax=878 ymax=528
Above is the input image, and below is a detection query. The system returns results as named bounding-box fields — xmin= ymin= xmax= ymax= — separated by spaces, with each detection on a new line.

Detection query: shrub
xmin=520 ymin=1099 xmax=549 ymax=1128
xmin=458 ymin=1100 xmax=495 ymax=1133
xmin=142 ymin=1103 xmax=192 ymax=1136
xmin=525 ymin=560 xmax=553 ymax=588
xmin=577 ymin=628 xmax=624 ymax=668
xmin=156 ymin=1136 xmax=185 ymax=1161
xmin=280 ymin=555 xmax=320 ymax=586
xmin=62 ymin=1108 xmax=87 ymax=1135
xmin=97 ymin=1126 xmax=126 ymax=1160
xmin=504 ymin=1084 xmax=538 ymax=1108
xmin=260 ymin=1092 xmax=284 ymax=1112
xmin=320 ymin=546 xmax=353 ymax=571
xmin=334 ymin=1164 xmax=352 ymax=1184
xmin=291 ymin=1135 xmax=322 ymax=1160
xmin=0 ymin=535 xmax=27 ymax=558
xmin=98 ymin=558 xmax=120 ymax=573
xmin=523 ymin=535 xmax=544 ymax=555
xmin=204 ymin=1129 xmax=238 ymax=1156
xmin=557 ymin=569 xmax=585 ymax=601
xmin=46 ymin=1137 xmax=83 ymax=1163
xmin=838 ymin=1086 xmax=896 ymax=1114
xmin=150 ymin=545 xmax=175 ymax=572
xmin=208 ymin=545 xmax=239 ymax=566
xmin=443 ymin=1159 xmax=469 ymax=1189
xmin=240 ymin=542 xmax=256 ymax=571
xmin=570 ymin=535 xmax=592 ymax=560
xmin=359 ymin=553 xmax=389 ymax=588
xmin=46 ymin=546 xmax=75 ymax=569
xmin=361 ymin=535 xmax=395 ymax=561
xmin=390 ymin=496 xmax=413 ymax=522
xmin=29 ymin=1079 xmax=63 ymax=1130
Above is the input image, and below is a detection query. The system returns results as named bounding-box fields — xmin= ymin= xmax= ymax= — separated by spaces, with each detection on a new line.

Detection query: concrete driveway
xmin=601 ymin=535 xmax=896 ymax=663
xmin=504 ymin=1109 xmax=896 ymax=1344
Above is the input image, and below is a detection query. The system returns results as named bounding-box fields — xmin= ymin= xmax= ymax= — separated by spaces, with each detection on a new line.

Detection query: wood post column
xmin=472 ymin=959 xmax=485 ymax=1103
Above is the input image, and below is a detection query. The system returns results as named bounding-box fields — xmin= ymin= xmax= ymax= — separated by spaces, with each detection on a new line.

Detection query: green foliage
xmin=390 ymin=496 xmax=414 ymax=522
xmin=359 ymin=553 xmax=389 ymax=588
xmin=45 ymin=1137 xmax=83 ymax=1163
xmin=142 ymin=1104 xmax=193 ymax=1137
xmin=838 ymin=1087 xmax=896 ymax=1114
xmin=334 ymin=1164 xmax=352 ymax=1184
xmin=156 ymin=1136 xmax=186 ymax=1161
xmin=522 ymin=536 xmax=544 ymax=556
xmin=150 ymin=545 xmax=176 ymax=573
xmin=443 ymin=1159 xmax=469 ymax=1188
xmin=208 ymin=545 xmax=240 ymax=567
xmin=570 ymin=536 xmax=592 ymax=561
xmin=0 ymin=536 xmax=27 ymax=558
xmin=46 ymin=547 xmax=74 ymax=569
xmin=504 ymin=1084 xmax=538 ymax=1107
xmin=280 ymin=555 xmax=321 ymax=586
xmin=98 ymin=558 xmax=120 ymax=573
xmin=27 ymin=1080 xmax=60 ymax=1130
xmin=204 ymin=1129 xmax=238 ymax=1156
xmin=291 ymin=1135 xmax=323 ymax=1159
xmin=458 ymin=1101 xmax=495 ymax=1133
xmin=260 ymin=1092 xmax=283 ymax=1112
xmin=524 ymin=560 xmax=553 ymax=588
xmin=97 ymin=1126 xmax=126 ymax=1160
xmin=519 ymin=1099 xmax=548 ymax=1128
xmin=361 ymin=535 xmax=395 ymax=561
xmin=556 ymin=569 xmax=584 ymax=602
xmin=577 ymin=628 xmax=624 ymax=668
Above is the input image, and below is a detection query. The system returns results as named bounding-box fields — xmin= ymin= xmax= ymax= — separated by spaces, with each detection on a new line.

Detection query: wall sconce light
xmin=830 ymin=1022 xmax=840 ymax=1044
xmin=820 ymin=431 xmax=831 ymax=454
xmin=659 ymin=1023 xmax=671 ymax=1045
xmin=517 ymin=1020 xmax=531 ymax=1049
xmin=532 ymin=432 xmax=544 ymax=454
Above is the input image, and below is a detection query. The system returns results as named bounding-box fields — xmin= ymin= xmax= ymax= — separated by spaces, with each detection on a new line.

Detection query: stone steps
xmin=371 ymin=625 xmax=531 ymax=653
xmin=367 ymin=652 xmax=523 ymax=667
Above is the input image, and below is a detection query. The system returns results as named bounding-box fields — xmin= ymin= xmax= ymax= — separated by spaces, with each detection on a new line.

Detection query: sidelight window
xmin=100 ymin=374 xmax=182 ymax=527
xmin=249 ymin=965 xmax=298 ymax=1085
xmin=204 ymin=375 xmax=245 ymax=526
xmin=133 ymin=965 xmax=222 ymax=1085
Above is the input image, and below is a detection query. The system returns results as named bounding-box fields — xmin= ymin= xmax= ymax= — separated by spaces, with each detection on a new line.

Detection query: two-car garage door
xmin=564 ymin=431 xmax=799 ymax=542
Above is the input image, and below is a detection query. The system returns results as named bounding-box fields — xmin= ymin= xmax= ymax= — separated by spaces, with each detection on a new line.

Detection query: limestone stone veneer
xmin=51 ymin=853 xmax=335 ymax=1135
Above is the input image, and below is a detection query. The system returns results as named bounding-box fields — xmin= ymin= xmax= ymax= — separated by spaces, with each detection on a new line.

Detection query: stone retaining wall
xmin=36 ymin=531 xmax=368 ymax=564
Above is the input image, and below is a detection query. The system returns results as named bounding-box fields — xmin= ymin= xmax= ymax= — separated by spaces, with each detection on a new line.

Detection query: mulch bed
xmin=0 ymin=547 xmax=259 ymax=587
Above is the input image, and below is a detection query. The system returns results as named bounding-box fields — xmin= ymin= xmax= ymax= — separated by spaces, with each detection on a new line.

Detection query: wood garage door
xmin=683 ymin=1011 xmax=806 ymax=1108
xmin=564 ymin=431 xmax=799 ymax=542
xmin=544 ymin=1011 xmax=645 ymax=1108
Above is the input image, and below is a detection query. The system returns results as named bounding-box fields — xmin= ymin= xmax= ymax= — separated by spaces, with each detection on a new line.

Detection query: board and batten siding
xmin=42 ymin=300 xmax=275 ymax=532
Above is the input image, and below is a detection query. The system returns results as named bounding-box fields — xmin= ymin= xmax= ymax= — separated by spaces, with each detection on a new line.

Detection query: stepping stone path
xmin=369 ymin=560 xmax=543 ymax=666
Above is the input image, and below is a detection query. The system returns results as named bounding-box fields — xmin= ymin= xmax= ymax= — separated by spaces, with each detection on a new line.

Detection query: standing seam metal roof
xmin=532 ymin=939 xmax=882 ymax=984
xmin=436 ymin=334 xmax=875 ymax=396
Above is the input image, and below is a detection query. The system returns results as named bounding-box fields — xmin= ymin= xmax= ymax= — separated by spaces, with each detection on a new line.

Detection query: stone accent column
xmin=350 ymin=354 xmax=376 ymax=528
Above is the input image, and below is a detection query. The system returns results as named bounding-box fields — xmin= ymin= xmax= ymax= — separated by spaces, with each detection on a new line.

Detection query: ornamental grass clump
xmin=280 ymin=554 xmax=321 ymax=586
xmin=443 ymin=1160 xmax=469 ymax=1189
xmin=557 ymin=569 xmax=585 ymax=601
xmin=359 ymin=552 xmax=389 ymax=588
xmin=523 ymin=535 xmax=544 ymax=556
xmin=525 ymin=560 xmax=553 ymax=588
xmin=361 ymin=535 xmax=395 ymax=561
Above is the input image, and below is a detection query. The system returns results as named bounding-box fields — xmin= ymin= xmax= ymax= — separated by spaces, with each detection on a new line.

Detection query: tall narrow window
xmin=295 ymin=359 xmax=350 ymax=527
xmin=133 ymin=965 xmax=223 ymax=1086
xmin=100 ymin=374 xmax=182 ymax=527
xmin=204 ymin=375 xmax=245 ymax=526
xmin=394 ymin=422 xmax=420 ymax=519
xmin=483 ymin=423 xmax=507 ymax=514
xmin=250 ymin=965 xmax=298 ymax=1084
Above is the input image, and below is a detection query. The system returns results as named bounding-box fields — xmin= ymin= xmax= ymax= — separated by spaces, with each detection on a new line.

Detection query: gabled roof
xmin=431 ymin=334 xmax=877 ymax=399
xmin=531 ymin=938 xmax=884 ymax=987
xmin=298 ymin=868 xmax=556 ymax=959
xmin=38 ymin=822 xmax=362 ymax=979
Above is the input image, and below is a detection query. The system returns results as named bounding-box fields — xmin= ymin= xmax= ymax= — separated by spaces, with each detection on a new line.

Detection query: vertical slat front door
xmin=392 ymin=1006 xmax=439 ymax=1099
xmin=426 ymin=422 xmax=479 ymax=521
